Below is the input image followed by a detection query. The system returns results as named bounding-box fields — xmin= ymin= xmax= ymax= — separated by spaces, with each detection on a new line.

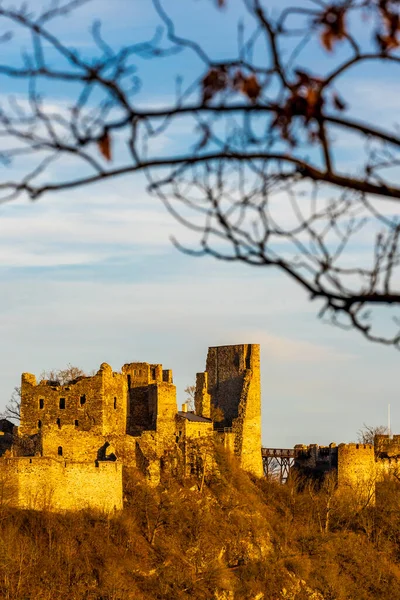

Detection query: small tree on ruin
xmin=1 ymin=364 xmax=86 ymax=424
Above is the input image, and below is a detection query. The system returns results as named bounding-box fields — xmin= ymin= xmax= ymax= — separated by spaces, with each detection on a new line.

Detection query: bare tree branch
xmin=0 ymin=0 xmax=398 ymax=346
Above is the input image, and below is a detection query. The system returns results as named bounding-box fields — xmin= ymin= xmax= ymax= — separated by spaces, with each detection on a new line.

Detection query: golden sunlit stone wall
xmin=5 ymin=345 xmax=264 ymax=510
xmin=198 ymin=343 xmax=263 ymax=478
xmin=194 ymin=372 xmax=211 ymax=419
xmin=1 ymin=456 xmax=122 ymax=513
xmin=337 ymin=443 xmax=376 ymax=504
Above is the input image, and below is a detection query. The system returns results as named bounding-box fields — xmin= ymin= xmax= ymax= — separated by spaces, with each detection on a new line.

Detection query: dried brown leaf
xmin=241 ymin=74 xmax=261 ymax=102
xmin=202 ymin=67 xmax=228 ymax=104
xmin=318 ymin=7 xmax=347 ymax=52
xmin=97 ymin=132 xmax=111 ymax=161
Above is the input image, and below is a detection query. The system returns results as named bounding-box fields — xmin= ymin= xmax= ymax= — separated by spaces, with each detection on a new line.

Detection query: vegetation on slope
xmin=1 ymin=448 xmax=400 ymax=600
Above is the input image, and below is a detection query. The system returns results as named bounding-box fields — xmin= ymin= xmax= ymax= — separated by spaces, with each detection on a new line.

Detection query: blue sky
xmin=0 ymin=0 xmax=398 ymax=447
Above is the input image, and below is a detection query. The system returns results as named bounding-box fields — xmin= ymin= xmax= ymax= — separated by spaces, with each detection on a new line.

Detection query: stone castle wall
xmin=1 ymin=344 xmax=265 ymax=512
xmin=197 ymin=343 xmax=263 ymax=478
xmin=19 ymin=363 xmax=127 ymax=439
xmin=1 ymin=456 xmax=122 ymax=513
xmin=337 ymin=443 xmax=376 ymax=491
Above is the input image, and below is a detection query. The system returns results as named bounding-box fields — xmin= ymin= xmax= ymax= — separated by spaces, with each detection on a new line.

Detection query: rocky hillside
xmin=1 ymin=447 xmax=400 ymax=599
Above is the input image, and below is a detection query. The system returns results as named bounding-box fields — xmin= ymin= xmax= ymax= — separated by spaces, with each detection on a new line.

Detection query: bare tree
xmin=184 ymin=385 xmax=196 ymax=411
xmin=1 ymin=387 xmax=21 ymax=424
xmin=357 ymin=424 xmax=388 ymax=445
xmin=39 ymin=364 xmax=86 ymax=386
xmin=1 ymin=364 xmax=86 ymax=423
xmin=0 ymin=1 xmax=399 ymax=346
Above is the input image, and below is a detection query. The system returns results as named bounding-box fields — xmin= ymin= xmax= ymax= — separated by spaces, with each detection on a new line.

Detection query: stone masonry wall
xmin=0 ymin=456 xmax=122 ymax=513
xmin=20 ymin=369 xmax=105 ymax=437
xmin=203 ymin=344 xmax=263 ymax=478
xmin=232 ymin=345 xmax=263 ymax=477
xmin=151 ymin=382 xmax=178 ymax=445
xmin=195 ymin=372 xmax=211 ymax=419
xmin=337 ymin=443 xmax=376 ymax=504
xmin=100 ymin=363 xmax=127 ymax=436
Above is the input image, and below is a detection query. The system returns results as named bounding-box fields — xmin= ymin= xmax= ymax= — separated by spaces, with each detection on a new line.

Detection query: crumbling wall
xmin=0 ymin=456 xmax=122 ymax=513
xmin=123 ymin=362 xmax=172 ymax=435
xmin=41 ymin=426 xmax=104 ymax=461
xmin=205 ymin=345 xmax=247 ymax=426
xmin=374 ymin=434 xmax=400 ymax=457
xmin=101 ymin=364 xmax=127 ymax=436
xmin=19 ymin=367 xmax=106 ymax=438
xmin=203 ymin=344 xmax=263 ymax=478
xmin=150 ymin=382 xmax=178 ymax=445
xmin=162 ymin=369 xmax=173 ymax=383
xmin=195 ymin=372 xmax=211 ymax=419
xmin=175 ymin=416 xmax=214 ymax=477
xmin=376 ymin=456 xmax=400 ymax=480
xmin=294 ymin=444 xmax=338 ymax=476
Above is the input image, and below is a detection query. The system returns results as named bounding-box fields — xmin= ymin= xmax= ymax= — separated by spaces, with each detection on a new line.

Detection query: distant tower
xmin=196 ymin=343 xmax=263 ymax=478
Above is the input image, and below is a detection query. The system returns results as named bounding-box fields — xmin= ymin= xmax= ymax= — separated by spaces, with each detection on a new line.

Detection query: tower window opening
xmin=59 ymin=398 xmax=66 ymax=410
xmin=114 ymin=397 xmax=117 ymax=410
xmin=80 ymin=395 xmax=86 ymax=406
xmin=39 ymin=398 xmax=44 ymax=409
xmin=57 ymin=418 xmax=61 ymax=429
xmin=74 ymin=420 xmax=79 ymax=427
xmin=127 ymin=375 xmax=131 ymax=389
xmin=151 ymin=368 xmax=156 ymax=380
xmin=38 ymin=420 xmax=42 ymax=429
xmin=58 ymin=446 xmax=63 ymax=456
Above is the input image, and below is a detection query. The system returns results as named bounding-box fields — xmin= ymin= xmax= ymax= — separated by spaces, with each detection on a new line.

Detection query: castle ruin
xmin=294 ymin=436 xmax=400 ymax=504
xmin=1 ymin=341 xmax=396 ymax=513
xmin=0 ymin=343 xmax=263 ymax=512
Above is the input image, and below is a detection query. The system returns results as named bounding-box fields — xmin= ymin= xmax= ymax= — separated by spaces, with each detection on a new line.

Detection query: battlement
xmin=294 ymin=443 xmax=338 ymax=475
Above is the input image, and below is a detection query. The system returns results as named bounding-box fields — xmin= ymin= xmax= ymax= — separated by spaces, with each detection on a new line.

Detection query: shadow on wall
xmin=96 ymin=442 xmax=117 ymax=464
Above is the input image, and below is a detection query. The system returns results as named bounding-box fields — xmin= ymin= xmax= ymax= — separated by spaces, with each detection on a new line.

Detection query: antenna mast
xmin=388 ymin=403 xmax=392 ymax=440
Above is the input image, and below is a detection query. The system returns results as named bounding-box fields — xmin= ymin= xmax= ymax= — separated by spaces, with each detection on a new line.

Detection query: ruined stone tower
xmin=195 ymin=343 xmax=263 ymax=478
xmin=0 ymin=343 xmax=264 ymax=512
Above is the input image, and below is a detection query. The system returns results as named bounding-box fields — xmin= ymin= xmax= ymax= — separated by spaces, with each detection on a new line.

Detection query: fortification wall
xmin=151 ymin=382 xmax=177 ymax=444
xmin=41 ymin=426 xmax=104 ymax=461
xmin=233 ymin=346 xmax=263 ymax=477
xmin=206 ymin=344 xmax=247 ymax=425
xmin=100 ymin=364 xmax=127 ymax=436
xmin=122 ymin=362 xmax=163 ymax=388
xmin=0 ymin=457 xmax=122 ymax=513
xmin=376 ymin=456 xmax=400 ymax=479
xmin=11 ymin=345 xmax=263 ymax=507
xmin=182 ymin=419 xmax=213 ymax=440
xmin=294 ymin=444 xmax=338 ymax=474
xmin=337 ymin=443 xmax=376 ymax=504
xmin=19 ymin=367 xmax=107 ymax=437
xmin=203 ymin=344 xmax=262 ymax=478
xmin=195 ymin=372 xmax=211 ymax=419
